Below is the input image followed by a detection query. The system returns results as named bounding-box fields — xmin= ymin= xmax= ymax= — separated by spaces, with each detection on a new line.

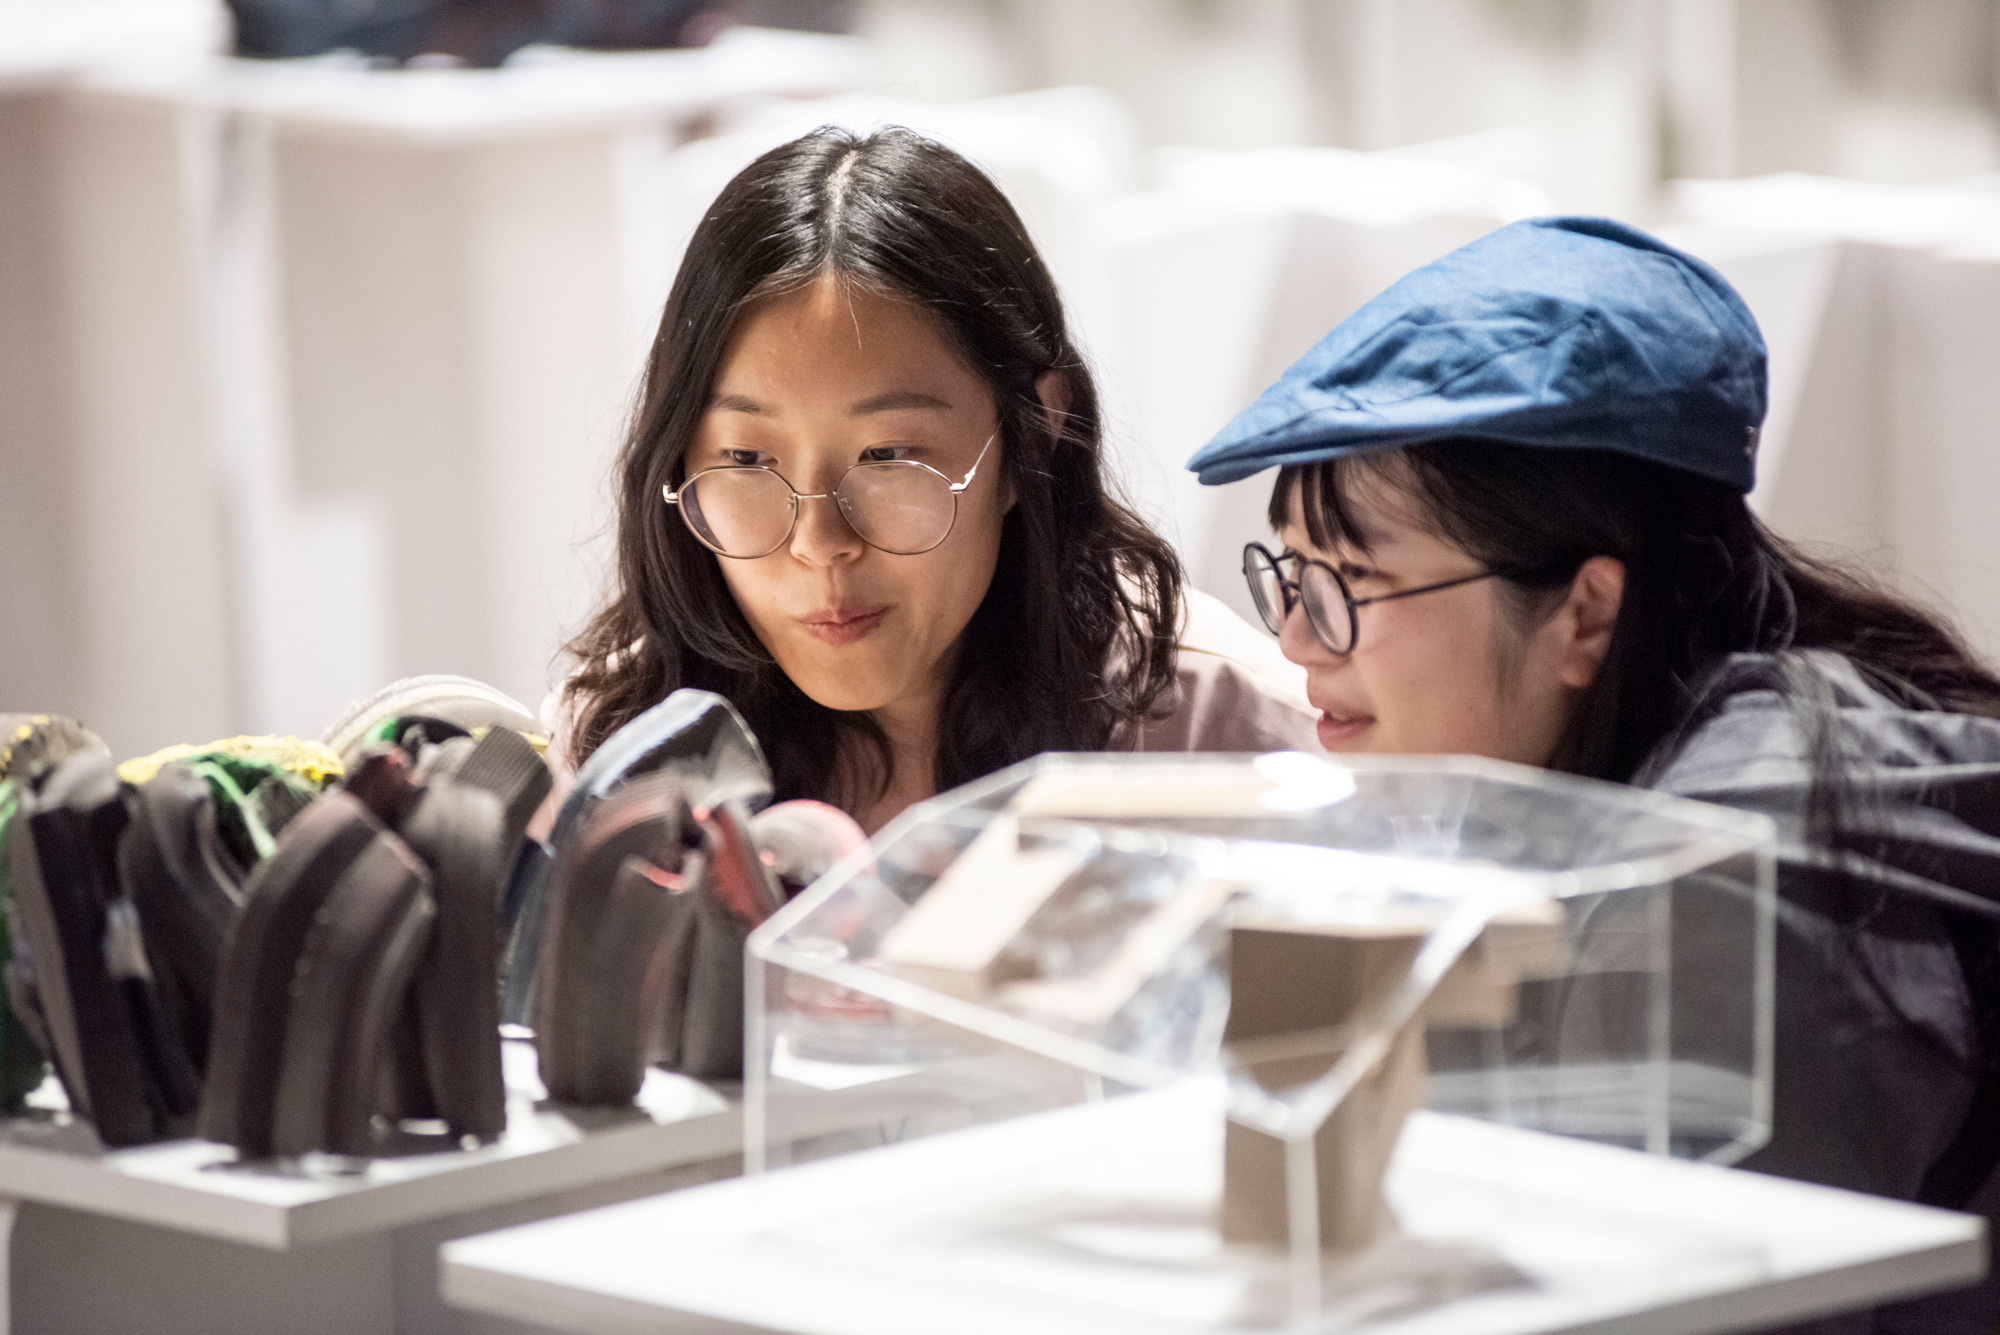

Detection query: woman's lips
xmin=1316 ymin=709 xmax=1374 ymax=747
xmin=799 ymin=606 xmax=888 ymax=646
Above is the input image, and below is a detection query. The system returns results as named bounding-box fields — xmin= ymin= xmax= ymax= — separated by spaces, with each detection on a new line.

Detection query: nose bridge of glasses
xmin=788 ymin=478 xmax=865 ymax=551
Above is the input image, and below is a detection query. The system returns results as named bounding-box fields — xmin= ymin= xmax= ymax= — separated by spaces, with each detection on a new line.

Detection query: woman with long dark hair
xmin=1192 ymin=217 xmax=2000 ymax=1333
xmin=551 ymin=126 xmax=1314 ymax=832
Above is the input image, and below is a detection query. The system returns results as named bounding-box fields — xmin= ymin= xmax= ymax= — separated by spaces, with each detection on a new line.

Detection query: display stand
xmin=441 ymin=1082 xmax=1987 ymax=1335
xmin=0 ymin=1040 xmax=738 ymax=1335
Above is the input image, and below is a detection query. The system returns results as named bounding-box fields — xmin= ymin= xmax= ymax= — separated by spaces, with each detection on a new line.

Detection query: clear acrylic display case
xmin=746 ymin=752 xmax=1776 ymax=1323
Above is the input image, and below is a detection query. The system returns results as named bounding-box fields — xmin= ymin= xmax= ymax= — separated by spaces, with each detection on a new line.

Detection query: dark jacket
xmin=1638 ymin=652 xmax=2000 ymax=1335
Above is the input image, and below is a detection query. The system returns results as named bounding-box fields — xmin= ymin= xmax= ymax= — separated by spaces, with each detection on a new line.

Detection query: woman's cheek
xmin=1372 ymin=604 xmax=1508 ymax=756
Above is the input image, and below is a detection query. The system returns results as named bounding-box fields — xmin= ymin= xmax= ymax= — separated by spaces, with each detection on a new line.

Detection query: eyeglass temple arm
xmin=1350 ymin=569 xmax=1501 ymax=608
xmin=949 ymin=434 xmax=997 ymax=493
xmin=661 ymin=483 xmax=681 ymax=505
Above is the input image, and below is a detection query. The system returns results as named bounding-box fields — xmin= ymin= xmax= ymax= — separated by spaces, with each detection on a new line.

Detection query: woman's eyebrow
xmin=851 ymin=390 xmax=952 ymax=415
xmin=709 ymin=392 xmax=767 ymax=413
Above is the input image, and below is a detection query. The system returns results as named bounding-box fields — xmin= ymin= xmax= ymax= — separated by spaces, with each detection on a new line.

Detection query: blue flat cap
xmin=1186 ymin=217 xmax=1767 ymax=492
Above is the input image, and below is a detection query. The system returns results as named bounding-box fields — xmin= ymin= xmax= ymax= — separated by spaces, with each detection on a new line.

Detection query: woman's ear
xmin=1034 ymin=370 xmax=1072 ymax=446
xmin=1556 ymin=556 xmax=1626 ymax=690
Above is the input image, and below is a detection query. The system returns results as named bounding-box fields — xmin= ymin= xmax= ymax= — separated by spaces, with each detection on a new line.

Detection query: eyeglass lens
xmin=1243 ymin=546 xmax=1356 ymax=653
xmin=679 ymin=461 xmax=958 ymax=558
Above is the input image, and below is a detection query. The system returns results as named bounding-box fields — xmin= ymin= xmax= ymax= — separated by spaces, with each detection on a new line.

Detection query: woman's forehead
xmin=710 ymin=278 xmax=984 ymax=415
xmin=1284 ymin=457 xmax=1431 ymax=556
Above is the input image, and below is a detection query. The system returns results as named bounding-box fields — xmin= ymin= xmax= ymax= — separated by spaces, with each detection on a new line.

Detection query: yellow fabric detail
xmin=1 ymin=717 xmax=52 ymax=774
xmin=465 ymin=725 xmax=549 ymax=757
xmin=118 ymin=735 xmax=346 ymax=788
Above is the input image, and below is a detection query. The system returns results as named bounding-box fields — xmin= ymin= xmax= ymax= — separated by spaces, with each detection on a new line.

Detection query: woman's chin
xmin=782 ymin=659 xmax=905 ymax=715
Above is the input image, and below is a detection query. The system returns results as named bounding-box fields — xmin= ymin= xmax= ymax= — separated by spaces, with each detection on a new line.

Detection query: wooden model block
xmin=999 ymin=876 xmax=1240 ymax=1025
xmin=874 ymin=816 xmax=1086 ymax=998
xmin=1009 ymin=766 xmax=1294 ymax=819
xmin=1218 ymin=897 xmax=1567 ymax=1250
xmin=1220 ymin=925 xmax=1427 ymax=1252
xmin=1221 ymin=1020 xmax=1426 ymax=1251
xmin=875 ymin=801 xmax=1245 ymax=1023
xmin=1422 ymin=897 xmax=1571 ymax=1026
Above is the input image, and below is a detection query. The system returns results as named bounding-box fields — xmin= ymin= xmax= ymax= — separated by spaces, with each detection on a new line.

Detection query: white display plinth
xmin=0 ymin=1040 xmax=738 ymax=1335
xmin=442 ymin=1083 xmax=1985 ymax=1335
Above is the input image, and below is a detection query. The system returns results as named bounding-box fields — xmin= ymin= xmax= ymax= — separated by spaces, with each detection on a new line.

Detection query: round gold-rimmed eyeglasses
xmin=1242 ymin=541 xmax=1506 ymax=655
xmin=663 ymin=435 xmax=995 ymax=559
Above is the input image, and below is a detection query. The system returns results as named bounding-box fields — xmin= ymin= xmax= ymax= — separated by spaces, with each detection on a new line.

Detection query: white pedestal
xmin=442 ymin=1082 xmax=1985 ymax=1335
xmin=0 ymin=1040 xmax=739 ymax=1335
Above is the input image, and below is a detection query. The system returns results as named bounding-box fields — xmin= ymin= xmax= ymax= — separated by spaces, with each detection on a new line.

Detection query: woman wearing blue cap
xmin=1190 ymin=217 xmax=2000 ymax=1333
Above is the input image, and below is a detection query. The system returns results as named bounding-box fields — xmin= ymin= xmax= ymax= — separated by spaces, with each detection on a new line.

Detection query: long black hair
xmin=1271 ymin=442 xmax=2000 ymax=784
xmin=565 ymin=127 xmax=1183 ymax=806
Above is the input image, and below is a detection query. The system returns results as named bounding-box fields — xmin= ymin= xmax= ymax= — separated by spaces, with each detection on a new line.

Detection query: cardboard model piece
xmin=1221 ymin=901 xmax=1566 ymax=1253
xmin=873 ymin=767 xmax=1309 ymax=1012
xmin=874 ymin=815 xmax=1088 ymax=998
xmin=875 ymin=813 xmax=1241 ymax=1026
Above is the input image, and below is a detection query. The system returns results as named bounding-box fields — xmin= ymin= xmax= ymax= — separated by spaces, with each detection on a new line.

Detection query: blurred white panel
xmin=280 ymin=495 xmax=392 ymax=738
xmin=863 ymin=0 xmax=1317 ymax=150
xmin=1395 ymin=126 xmax=1572 ymax=206
xmin=1668 ymin=0 xmax=2000 ymax=185
xmin=0 ymin=94 xmax=77 ymax=716
xmin=459 ymin=130 xmax=632 ymax=712
xmin=853 ymin=0 xmax=1017 ymax=101
xmin=0 ymin=2 xmax=229 ymax=751
xmin=1669 ymin=0 xmax=1843 ymax=179
xmin=276 ymin=133 xmax=486 ymax=700
xmin=37 ymin=90 xmax=238 ymax=757
xmin=0 ymin=0 xmax=225 ymax=93
xmin=662 ymin=86 xmax=1141 ymax=355
xmin=1097 ymin=143 xmax=1553 ymax=626
xmin=1676 ymin=174 xmax=2000 ymax=247
xmin=1672 ymin=173 xmax=2000 ymax=661
xmin=1883 ymin=246 xmax=2000 ymax=658
xmin=1093 ymin=198 xmax=1291 ymax=562
xmin=1312 ymin=0 xmax=1662 ymax=217
xmin=1744 ymin=244 xmax=1887 ymax=557
xmin=275 ymin=127 xmax=632 ymax=716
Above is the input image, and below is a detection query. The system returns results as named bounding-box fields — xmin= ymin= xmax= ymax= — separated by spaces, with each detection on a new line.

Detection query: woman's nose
xmin=789 ymin=492 xmax=865 ymax=566
xmin=1277 ymin=596 xmax=1344 ymax=666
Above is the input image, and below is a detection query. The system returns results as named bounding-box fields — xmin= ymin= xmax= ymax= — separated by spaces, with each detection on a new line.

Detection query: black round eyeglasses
xmin=1242 ymin=541 xmax=1505 ymax=655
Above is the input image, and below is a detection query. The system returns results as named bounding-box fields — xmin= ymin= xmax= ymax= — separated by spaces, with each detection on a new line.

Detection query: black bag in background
xmin=227 ymin=0 xmax=729 ymax=67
